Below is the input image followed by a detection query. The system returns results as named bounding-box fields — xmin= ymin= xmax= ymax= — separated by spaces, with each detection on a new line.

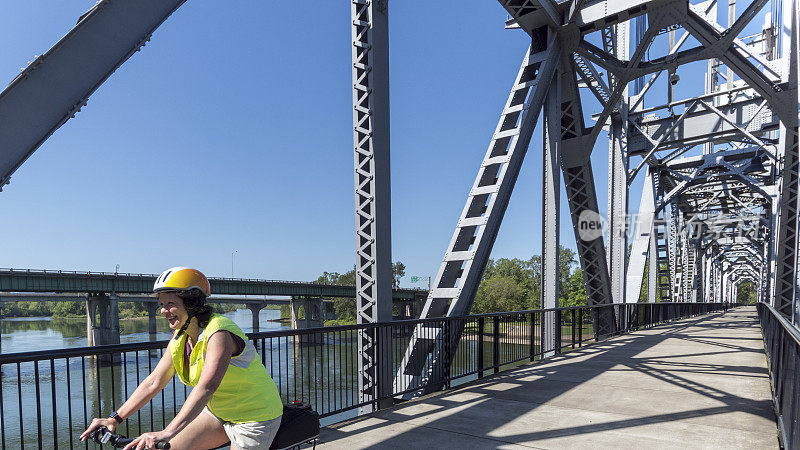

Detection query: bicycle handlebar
xmin=88 ymin=426 xmax=170 ymax=449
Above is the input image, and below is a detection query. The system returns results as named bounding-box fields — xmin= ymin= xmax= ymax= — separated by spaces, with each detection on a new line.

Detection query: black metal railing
xmin=757 ymin=302 xmax=800 ymax=449
xmin=0 ymin=301 xmax=728 ymax=448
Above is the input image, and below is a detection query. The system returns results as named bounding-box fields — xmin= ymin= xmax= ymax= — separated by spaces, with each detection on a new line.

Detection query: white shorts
xmin=203 ymin=406 xmax=281 ymax=449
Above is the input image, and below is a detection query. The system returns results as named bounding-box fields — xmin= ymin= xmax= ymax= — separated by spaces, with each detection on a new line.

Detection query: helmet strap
xmin=175 ymin=313 xmax=194 ymax=338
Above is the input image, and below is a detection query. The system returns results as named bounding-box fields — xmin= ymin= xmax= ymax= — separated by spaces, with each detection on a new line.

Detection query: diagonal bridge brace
xmin=0 ymin=0 xmax=189 ymax=191
xmin=394 ymin=32 xmax=561 ymax=397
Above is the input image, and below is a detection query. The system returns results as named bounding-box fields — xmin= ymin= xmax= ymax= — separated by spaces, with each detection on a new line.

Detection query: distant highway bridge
xmin=0 ymin=268 xmax=424 ymax=300
xmin=0 ymin=269 xmax=427 ymax=339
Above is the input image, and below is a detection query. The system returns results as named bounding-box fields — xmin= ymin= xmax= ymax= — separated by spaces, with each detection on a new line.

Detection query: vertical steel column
xmin=683 ymin=224 xmax=697 ymax=302
xmin=648 ymin=218 xmax=658 ymax=303
xmin=669 ymin=203 xmax=681 ymax=300
xmin=542 ymin=58 xmax=561 ymax=356
xmin=761 ymin=237 xmax=771 ymax=304
xmin=648 ymin=170 xmax=662 ymax=303
xmin=691 ymin=240 xmax=701 ymax=302
xmin=722 ymin=270 xmax=729 ymax=303
xmin=772 ymin=0 xmax=800 ymax=322
xmin=607 ymin=10 xmax=637 ymax=305
xmin=351 ymin=0 xmax=392 ymax=412
xmin=700 ymin=246 xmax=709 ymax=303
xmin=607 ymin=117 xmax=628 ymax=304
xmin=626 ymin=168 xmax=655 ymax=303
xmin=710 ymin=258 xmax=717 ymax=303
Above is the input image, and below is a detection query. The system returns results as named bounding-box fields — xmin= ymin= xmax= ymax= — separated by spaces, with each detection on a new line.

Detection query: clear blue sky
xmin=0 ymin=1 xmax=747 ymax=285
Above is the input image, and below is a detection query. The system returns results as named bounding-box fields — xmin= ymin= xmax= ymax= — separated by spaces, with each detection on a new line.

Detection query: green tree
xmin=558 ymin=247 xmax=577 ymax=306
xmin=638 ymin=260 xmax=668 ymax=302
xmin=472 ymin=276 xmax=526 ymax=313
xmin=736 ymin=282 xmax=757 ymax=305
xmin=564 ymin=268 xmax=587 ymax=307
xmin=392 ymin=261 xmax=406 ymax=288
xmin=480 ymin=257 xmax=540 ymax=310
xmin=51 ymin=301 xmax=85 ymax=317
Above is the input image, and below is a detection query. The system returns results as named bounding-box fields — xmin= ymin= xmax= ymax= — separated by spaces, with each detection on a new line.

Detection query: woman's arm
xmin=124 ymin=331 xmax=236 ymax=450
xmin=80 ymin=348 xmax=176 ymax=440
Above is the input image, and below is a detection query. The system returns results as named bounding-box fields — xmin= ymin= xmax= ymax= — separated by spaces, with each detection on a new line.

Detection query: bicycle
xmin=87 ymin=426 xmax=171 ymax=449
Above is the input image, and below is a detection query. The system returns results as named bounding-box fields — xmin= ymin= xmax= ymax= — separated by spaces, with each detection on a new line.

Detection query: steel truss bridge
xmin=0 ymin=0 xmax=799 ymax=431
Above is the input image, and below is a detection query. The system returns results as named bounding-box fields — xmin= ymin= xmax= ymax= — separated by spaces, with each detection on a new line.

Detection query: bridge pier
xmin=142 ymin=302 xmax=159 ymax=335
xmin=248 ymin=303 xmax=265 ymax=332
xmin=290 ymin=297 xmax=324 ymax=329
xmin=324 ymin=301 xmax=337 ymax=321
xmin=86 ymin=293 xmax=120 ymax=364
xmin=290 ymin=297 xmax=324 ymax=345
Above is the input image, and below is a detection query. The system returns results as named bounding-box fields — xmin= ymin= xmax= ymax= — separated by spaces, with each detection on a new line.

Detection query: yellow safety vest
xmin=169 ymin=314 xmax=282 ymax=423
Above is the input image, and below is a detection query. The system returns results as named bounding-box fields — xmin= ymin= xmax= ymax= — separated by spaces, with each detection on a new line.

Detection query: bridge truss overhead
xmin=396 ymin=0 xmax=800 ymax=397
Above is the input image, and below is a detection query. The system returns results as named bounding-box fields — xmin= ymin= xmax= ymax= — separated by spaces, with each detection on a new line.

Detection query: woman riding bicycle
xmin=81 ymin=267 xmax=283 ymax=450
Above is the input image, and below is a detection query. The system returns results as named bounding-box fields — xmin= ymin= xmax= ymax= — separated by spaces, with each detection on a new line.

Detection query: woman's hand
xmin=123 ymin=430 xmax=173 ymax=450
xmin=79 ymin=417 xmax=117 ymax=441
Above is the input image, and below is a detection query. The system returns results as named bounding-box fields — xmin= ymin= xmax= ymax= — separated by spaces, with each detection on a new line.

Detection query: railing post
xmin=478 ymin=317 xmax=485 ymax=378
xmin=371 ymin=326 xmax=379 ymax=411
xmin=571 ymin=309 xmax=576 ymax=349
xmin=624 ymin=305 xmax=630 ymax=333
xmin=529 ymin=312 xmax=535 ymax=361
xmin=442 ymin=320 xmax=451 ymax=390
xmin=594 ymin=307 xmax=600 ymax=341
xmin=493 ymin=315 xmax=500 ymax=374
xmin=555 ymin=309 xmax=562 ymax=354
xmin=578 ymin=309 xmax=583 ymax=347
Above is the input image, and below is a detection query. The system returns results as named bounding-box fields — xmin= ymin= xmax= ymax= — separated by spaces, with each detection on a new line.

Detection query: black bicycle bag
xmin=269 ymin=401 xmax=320 ymax=450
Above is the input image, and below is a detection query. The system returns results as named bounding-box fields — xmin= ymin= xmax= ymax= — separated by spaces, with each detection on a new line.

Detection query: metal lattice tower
xmin=351 ymin=0 xmax=393 ymax=412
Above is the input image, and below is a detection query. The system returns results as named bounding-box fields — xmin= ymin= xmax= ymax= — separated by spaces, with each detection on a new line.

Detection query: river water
xmin=0 ymin=308 xmax=289 ymax=354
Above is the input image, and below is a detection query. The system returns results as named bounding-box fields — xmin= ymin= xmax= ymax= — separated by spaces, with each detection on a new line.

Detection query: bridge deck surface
xmin=317 ymin=307 xmax=777 ymax=449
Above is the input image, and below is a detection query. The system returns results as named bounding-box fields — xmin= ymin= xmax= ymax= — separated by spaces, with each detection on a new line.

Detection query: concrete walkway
xmin=318 ymin=307 xmax=777 ymax=449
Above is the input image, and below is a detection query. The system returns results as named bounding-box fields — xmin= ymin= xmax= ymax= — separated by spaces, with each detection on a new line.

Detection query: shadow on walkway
xmin=318 ymin=307 xmax=778 ymax=449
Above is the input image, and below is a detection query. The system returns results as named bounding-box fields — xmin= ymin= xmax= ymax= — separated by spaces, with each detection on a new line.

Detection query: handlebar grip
xmin=156 ymin=442 xmax=171 ymax=449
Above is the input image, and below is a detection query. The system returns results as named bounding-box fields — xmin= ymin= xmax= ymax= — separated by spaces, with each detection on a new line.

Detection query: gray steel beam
xmin=628 ymin=97 xmax=778 ymax=155
xmin=351 ymin=0 xmax=393 ymax=412
xmin=607 ymin=116 xmax=629 ymax=305
xmin=0 ymin=0 xmax=188 ymax=191
xmin=501 ymin=0 xmax=656 ymax=34
xmin=627 ymin=168 xmax=656 ymax=303
xmin=542 ymin=59 xmax=561 ymax=356
xmin=607 ymin=18 xmax=630 ymax=306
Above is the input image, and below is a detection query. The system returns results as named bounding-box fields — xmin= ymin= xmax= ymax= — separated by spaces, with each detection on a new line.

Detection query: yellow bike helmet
xmin=153 ymin=267 xmax=211 ymax=297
